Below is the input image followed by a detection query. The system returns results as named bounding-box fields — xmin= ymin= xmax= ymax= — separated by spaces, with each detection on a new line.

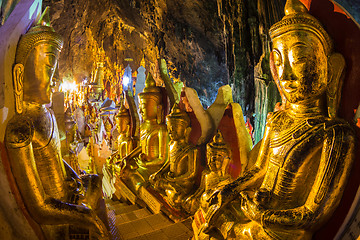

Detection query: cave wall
xmin=43 ymin=0 xmax=228 ymax=108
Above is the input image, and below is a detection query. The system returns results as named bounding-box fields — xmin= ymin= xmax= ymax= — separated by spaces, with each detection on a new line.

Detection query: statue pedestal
xmin=139 ymin=186 xmax=189 ymax=222
xmin=139 ymin=186 xmax=162 ymax=213
xmin=115 ymin=179 xmax=137 ymax=204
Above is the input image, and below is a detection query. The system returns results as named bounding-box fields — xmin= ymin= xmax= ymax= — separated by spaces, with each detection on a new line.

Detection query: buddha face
xmin=207 ymin=149 xmax=228 ymax=172
xmin=116 ymin=116 xmax=130 ymax=134
xmin=272 ymin=30 xmax=328 ymax=104
xmin=167 ymin=120 xmax=187 ymax=141
xmin=139 ymin=98 xmax=158 ymax=121
xmin=23 ymin=43 xmax=60 ymax=104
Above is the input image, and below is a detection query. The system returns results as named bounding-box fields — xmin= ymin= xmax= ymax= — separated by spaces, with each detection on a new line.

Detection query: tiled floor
xmin=106 ymin=199 xmax=193 ymax=240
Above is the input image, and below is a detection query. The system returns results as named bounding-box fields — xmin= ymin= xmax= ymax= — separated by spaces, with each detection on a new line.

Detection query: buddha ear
xmin=13 ymin=63 xmax=24 ymax=114
xmin=184 ymin=126 xmax=191 ymax=142
xmin=327 ymin=53 xmax=345 ymax=119
xmin=157 ymin=105 xmax=163 ymax=124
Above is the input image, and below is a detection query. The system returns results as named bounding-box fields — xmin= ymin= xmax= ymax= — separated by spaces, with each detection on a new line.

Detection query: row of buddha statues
xmin=3 ymin=0 xmax=356 ymax=239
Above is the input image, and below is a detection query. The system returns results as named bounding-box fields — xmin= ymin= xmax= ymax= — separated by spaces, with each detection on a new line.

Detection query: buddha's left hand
xmin=240 ymin=191 xmax=263 ymax=223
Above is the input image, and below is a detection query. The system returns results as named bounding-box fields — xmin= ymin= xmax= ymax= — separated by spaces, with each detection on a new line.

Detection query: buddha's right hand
xmin=202 ymin=186 xmax=238 ymax=233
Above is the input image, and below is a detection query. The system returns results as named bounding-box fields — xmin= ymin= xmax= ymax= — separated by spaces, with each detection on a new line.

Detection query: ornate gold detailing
xmin=184 ymin=131 xmax=232 ymax=214
xmin=119 ymin=73 xmax=168 ymax=193
xmin=15 ymin=8 xmax=63 ymax=66
xmin=149 ymin=103 xmax=198 ymax=209
xmin=194 ymin=0 xmax=355 ymax=239
xmin=5 ymin=8 xmax=108 ymax=239
xmin=269 ymin=0 xmax=332 ymax=54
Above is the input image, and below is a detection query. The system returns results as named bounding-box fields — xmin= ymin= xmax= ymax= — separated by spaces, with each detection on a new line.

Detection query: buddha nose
xmin=280 ymin=57 xmax=296 ymax=82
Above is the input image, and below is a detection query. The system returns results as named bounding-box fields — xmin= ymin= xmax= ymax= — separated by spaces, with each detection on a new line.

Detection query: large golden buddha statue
xmin=195 ymin=0 xmax=355 ymax=239
xmin=120 ymin=73 xmax=168 ymax=193
xmin=184 ymin=131 xmax=232 ymax=215
xmin=150 ymin=103 xmax=199 ymax=209
xmin=4 ymin=10 xmax=108 ymax=239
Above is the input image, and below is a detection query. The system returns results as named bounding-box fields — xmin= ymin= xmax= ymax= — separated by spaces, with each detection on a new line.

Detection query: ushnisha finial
xmin=166 ymin=103 xmax=190 ymax=126
xmin=15 ymin=7 xmax=63 ymax=65
xmin=116 ymin=101 xmax=130 ymax=119
xmin=284 ymin=0 xmax=308 ymax=15
xmin=208 ymin=130 xmax=228 ymax=151
xmin=139 ymin=73 xmax=162 ymax=102
xmin=270 ymin=0 xmax=333 ymax=54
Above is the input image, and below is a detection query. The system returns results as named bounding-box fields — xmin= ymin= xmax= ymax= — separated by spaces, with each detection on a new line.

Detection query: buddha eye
xmin=290 ymin=44 xmax=309 ymax=65
xmin=45 ymin=52 xmax=57 ymax=68
xmin=272 ymin=50 xmax=282 ymax=67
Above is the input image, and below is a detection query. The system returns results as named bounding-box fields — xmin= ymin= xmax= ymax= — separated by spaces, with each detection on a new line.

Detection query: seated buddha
xmin=184 ymin=131 xmax=232 ymax=215
xmin=4 ymin=10 xmax=108 ymax=239
xmin=120 ymin=73 xmax=168 ymax=193
xmin=149 ymin=103 xmax=199 ymax=209
xmin=196 ymin=0 xmax=355 ymax=239
xmin=106 ymin=102 xmax=135 ymax=175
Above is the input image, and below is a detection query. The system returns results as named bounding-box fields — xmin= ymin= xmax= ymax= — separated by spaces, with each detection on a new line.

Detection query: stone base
xmin=139 ymin=187 xmax=189 ymax=222
xmin=115 ymin=179 xmax=137 ymax=204
xmin=139 ymin=186 xmax=162 ymax=214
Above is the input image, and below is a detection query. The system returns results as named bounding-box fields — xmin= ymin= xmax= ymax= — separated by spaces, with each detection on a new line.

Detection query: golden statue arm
xmin=139 ymin=126 xmax=168 ymax=168
xmin=202 ymin=119 xmax=273 ymax=231
xmin=166 ymin=149 xmax=199 ymax=182
xmin=184 ymin=171 xmax=208 ymax=212
xmin=149 ymin=161 xmax=170 ymax=190
xmin=116 ymin=146 xmax=141 ymax=166
xmin=6 ymin=142 xmax=107 ymax=236
xmin=261 ymin=125 xmax=355 ymax=230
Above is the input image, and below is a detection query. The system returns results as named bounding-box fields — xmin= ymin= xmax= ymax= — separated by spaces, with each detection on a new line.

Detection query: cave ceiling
xmin=44 ymin=0 xmax=228 ymax=107
xmin=43 ymin=0 xmax=359 ymax=108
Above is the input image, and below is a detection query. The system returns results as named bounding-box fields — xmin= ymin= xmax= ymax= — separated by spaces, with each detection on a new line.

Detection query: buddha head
xmin=115 ymin=102 xmax=131 ymax=135
xmin=269 ymin=0 xmax=345 ymax=118
xmin=12 ymin=8 xmax=63 ymax=114
xmin=138 ymin=73 xmax=163 ymax=122
xmin=166 ymin=103 xmax=191 ymax=142
xmin=206 ymin=131 xmax=231 ymax=173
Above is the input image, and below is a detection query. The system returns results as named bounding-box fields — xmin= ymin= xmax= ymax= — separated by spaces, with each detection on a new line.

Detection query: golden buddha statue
xmin=184 ymin=131 xmax=232 ymax=215
xmin=120 ymin=73 xmax=168 ymax=193
xmin=149 ymin=103 xmax=199 ymax=209
xmin=106 ymin=102 xmax=134 ymax=174
xmin=4 ymin=9 xmax=108 ymax=239
xmin=195 ymin=0 xmax=355 ymax=239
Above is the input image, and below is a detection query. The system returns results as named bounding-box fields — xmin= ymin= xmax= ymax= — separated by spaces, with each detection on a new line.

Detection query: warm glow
xmin=60 ymin=79 xmax=78 ymax=92
xmin=123 ymin=76 xmax=130 ymax=88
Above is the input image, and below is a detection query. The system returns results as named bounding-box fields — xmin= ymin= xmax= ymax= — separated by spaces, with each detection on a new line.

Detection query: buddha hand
xmin=240 ymin=191 xmax=264 ymax=223
xmin=202 ymin=185 xmax=239 ymax=233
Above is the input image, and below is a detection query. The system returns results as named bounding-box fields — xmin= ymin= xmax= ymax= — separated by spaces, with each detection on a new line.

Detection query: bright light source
xmin=60 ymin=80 xmax=77 ymax=92
xmin=123 ymin=76 xmax=130 ymax=88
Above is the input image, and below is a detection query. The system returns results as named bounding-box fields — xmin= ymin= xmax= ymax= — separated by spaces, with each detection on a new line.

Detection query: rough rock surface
xmin=43 ymin=0 xmax=228 ymax=108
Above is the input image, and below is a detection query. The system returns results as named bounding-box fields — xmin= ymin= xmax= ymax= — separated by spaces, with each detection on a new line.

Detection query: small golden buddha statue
xmin=106 ymin=102 xmax=134 ymax=174
xmin=149 ymin=103 xmax=199 ymax=209
xmin=184 ymin=131 xmax=232 ymax=215
xmin=120 ymin=73 xmax=168 ymax=193
xmin=4 ymin=9 xmax=108 ymax=239
xmin=196 ymin=0 xmax=355 ymax=239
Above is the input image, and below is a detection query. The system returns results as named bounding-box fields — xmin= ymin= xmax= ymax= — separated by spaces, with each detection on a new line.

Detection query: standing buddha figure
xmin=4 ymin=9 xmax=108 ymax=239
xmin=184 ymin=131 xmax=232 ymax=215
xmin=121 ymin=73 xmax=168 ymax=193
xmin=150 ymin=103 xmax=199 ymax=209
xmin=197 ymin=0 xmax=355 ymax=239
